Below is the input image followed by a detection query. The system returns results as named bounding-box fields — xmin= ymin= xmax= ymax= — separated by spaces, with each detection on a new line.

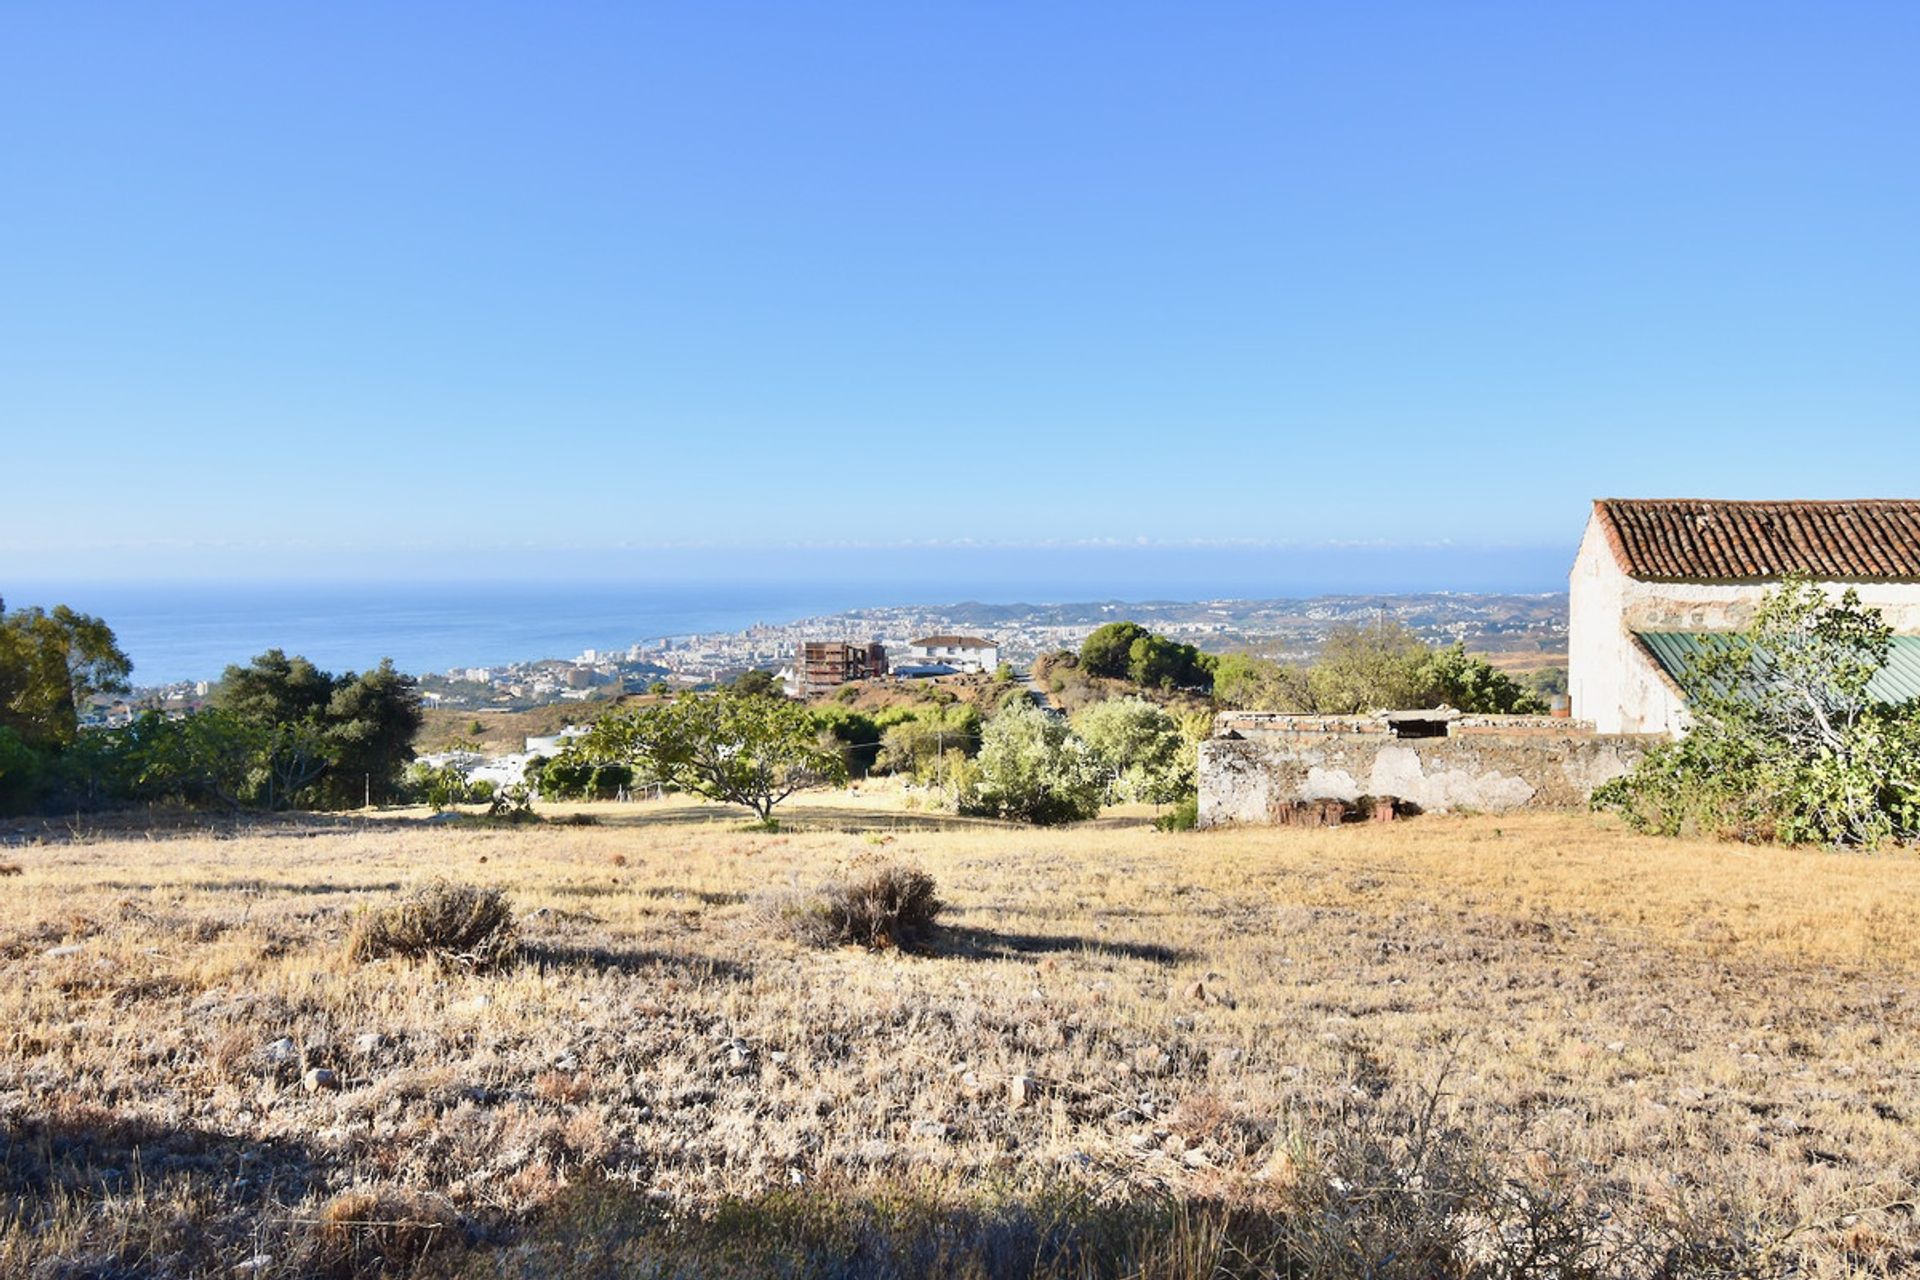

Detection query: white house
xmin=1569 ymin=498 xmax=1920 ymax=736
xmin=907 ymin=634 xmax=1000 ymax=673
xmin=525 ymin=725 xmax=590 ymax=756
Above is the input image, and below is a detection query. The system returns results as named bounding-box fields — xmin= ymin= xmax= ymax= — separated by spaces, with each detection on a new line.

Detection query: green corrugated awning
xmin=1635 ymin=631 xmax=1920 ymax=705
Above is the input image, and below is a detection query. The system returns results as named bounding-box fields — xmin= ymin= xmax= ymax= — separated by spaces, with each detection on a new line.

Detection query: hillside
xmin=3 ymin=800 xmax=1916 ymax=1276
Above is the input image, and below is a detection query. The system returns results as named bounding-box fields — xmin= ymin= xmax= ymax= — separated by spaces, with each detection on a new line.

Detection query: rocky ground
xmin=2 ymin=798 xmax=1916 ymax=1277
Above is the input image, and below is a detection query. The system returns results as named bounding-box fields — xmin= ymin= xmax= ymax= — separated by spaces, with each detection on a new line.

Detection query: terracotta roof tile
xmin=1595 ymin=499 xmax=1920 ymax=581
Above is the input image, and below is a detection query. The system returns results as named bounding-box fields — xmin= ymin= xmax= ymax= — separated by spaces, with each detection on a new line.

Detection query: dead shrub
xmin=310 ymin=1187 xmax=460 ymax=1276
xmin=759 ymin=859 xmax=944 ymax=950
xmin=346 ymin=882 xmax=517 ymax=971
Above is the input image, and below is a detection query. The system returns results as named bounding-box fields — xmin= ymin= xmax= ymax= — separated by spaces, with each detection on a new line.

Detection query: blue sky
xmin=4 ymin=3 xmax=1918 ymax=587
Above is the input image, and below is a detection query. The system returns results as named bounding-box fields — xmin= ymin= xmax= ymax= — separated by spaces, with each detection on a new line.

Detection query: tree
xmin=731 ymin=669 xmax=780 ymax=697
xmin=1212 ymin=652 xmax=1313 ymax=711
xmin=580 ymin=689 xmax=846 ymax=823
xmin=874 ymin=704 xmax=980 ymax=782
xmin=1307 ymin=618 xmax=1433 ymax=713
xmin=210 ymin=649 xmax=422 ymax=809
xmin=1420 ymin=644 xmax=1549 ymax=714
xmin=1125 ymin=633 xmax=1215 ymax=691
xmin=320 ymin=660 xmax=425 ymax=806
xmin=121 ymin=709 xmax=264 ymax=810
xmin=213 ymin=649 xmax=334 ymax=728
xmin=1594 ymin=578 xmax=1920 ymax=847
xmin=1079 ymin=622 xmax=1151 ymax=679
xmin=960 ymin=700 xmax=1102 ymax=825
xmin=0 ymin=601 xmax=132 ymax=748
xmin=1070 ymin=697 xmax=1193 ymax=804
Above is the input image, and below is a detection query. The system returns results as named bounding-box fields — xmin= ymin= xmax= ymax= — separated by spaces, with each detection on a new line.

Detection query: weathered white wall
xmin=1568 ymin=512 xmax=1920 ymax=736
xmin=1197 ymin=731 xmax=1650 ymax=826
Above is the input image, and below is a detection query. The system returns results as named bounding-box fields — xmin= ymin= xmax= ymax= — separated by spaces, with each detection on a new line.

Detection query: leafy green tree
xmin=1419 ymin=643 xmax=1549 ymax=714
xmin=1306 ymin=618 xmax=1433 ymax=713
xmin=580 ymin=689 xmax=845 ymax=823
xmin=808 ymin=705 xmax=883 ymax=775
xmin=319 ymin=659 xmax=425 ymax=806
xmin=210 ymin=650 xmax=422 ymax=808
xmin=0 ymin=724 xmax=46 ymax=812
xmin=731 ymin=669 xmax=780 ymax=697
xmin=1125 ymin=634 xmax=1215 ymax=691
xmin=1079 ymin=622 xmax=1151 ymax=679
xmin=122 ymin=709 xmax=264 ymax=809
xmin=1211 ymin=652 xmax=1313 ymax=711
xmin=213 ymin=649 xmax=334 ymax=728
xmin=1594 ymin=578 xmax=1920 ymax=847
xmin=960 ymin=700 xmax=1102 ymax=825
xmin=0 ymin=600 xmax=132 ymax=749
xmin=874 ymin=704 xmax=981 ymax=781
xmin=1070 ymin=697 xmax=1193 ymax=804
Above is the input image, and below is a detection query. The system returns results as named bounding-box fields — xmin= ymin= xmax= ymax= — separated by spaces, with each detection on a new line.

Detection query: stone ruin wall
xmin=1196 ymin=715 xmax=1657 ymax=827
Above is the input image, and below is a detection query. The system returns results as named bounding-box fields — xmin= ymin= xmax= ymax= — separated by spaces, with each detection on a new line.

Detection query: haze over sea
xmin=9 ymin=545 xmax=1571 ymax=686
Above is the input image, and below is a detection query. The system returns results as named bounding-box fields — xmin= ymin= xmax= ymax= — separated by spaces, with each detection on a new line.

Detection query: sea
xmin=8 ymin=545 xmax=1571 ymax=686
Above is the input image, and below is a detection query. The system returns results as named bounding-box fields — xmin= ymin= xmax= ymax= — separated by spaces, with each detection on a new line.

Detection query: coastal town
xmin=109 ymin=592 xmax=1568 ymax=720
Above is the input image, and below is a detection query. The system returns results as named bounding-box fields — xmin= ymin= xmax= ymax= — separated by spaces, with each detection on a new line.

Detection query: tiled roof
xmin=1595 ymin=499 xmax=1920 ymax=581
xmin=1637 ymin=631 xmax=1920 ymax=705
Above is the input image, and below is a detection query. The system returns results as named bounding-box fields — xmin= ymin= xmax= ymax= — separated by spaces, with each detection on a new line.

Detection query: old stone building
xmin=1569 ymin=498 xmax=1920 ymax=735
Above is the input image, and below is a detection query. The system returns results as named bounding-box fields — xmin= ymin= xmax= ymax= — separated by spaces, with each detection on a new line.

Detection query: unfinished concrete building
xmin=796 ymin=640 xmax=888 ymax=697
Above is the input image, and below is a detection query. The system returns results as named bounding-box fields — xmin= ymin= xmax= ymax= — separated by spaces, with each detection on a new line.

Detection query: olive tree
xmin=579 ymin=689 xmax=845 ymax=824
xmin=960 ymin=700 xmax=1102 ymax=825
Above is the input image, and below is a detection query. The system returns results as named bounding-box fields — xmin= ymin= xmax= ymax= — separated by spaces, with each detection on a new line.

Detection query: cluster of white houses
xmin=1200 ymin=497 xmax=1920 ymax=825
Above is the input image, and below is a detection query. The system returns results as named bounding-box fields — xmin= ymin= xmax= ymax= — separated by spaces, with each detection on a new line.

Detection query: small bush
xmin=310 ymin=1187 xmax=461 ymax=1277
xmin=1155 ymin=796 xmax=1200 ymax=831
xmin=762 ymin=860 xmax=944 ymax=950
xmin=346 ymin=882 xmax=518 ymax=970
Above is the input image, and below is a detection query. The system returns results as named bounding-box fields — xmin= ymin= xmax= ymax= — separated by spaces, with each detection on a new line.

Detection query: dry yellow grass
xmin=2 ymin=795 xmax=1917 ymax=1276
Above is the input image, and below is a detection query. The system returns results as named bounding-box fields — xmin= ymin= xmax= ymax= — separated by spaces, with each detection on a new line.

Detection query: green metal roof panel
xmin=1635 ymin=631 xmax=1920 ymax=705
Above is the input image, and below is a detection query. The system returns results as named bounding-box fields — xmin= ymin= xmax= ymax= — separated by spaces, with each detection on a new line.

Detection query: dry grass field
xmin=3 ymin=794 xmax=1918 ymax=1278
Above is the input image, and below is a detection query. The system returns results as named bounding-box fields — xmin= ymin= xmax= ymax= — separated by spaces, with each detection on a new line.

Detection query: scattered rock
xmin=1008 ymin=1074 xmax=1039 ymax=1109
xmin=303 ymin=1067 xmax=341 ymax=1093
xmin=724 ymin=1039 xmax=751 ymax=1074
xmin=263 ymin=1037 xmax=298 ymax=1066
xmin=42 ymin=944 xmax=83 ymax=959
xmin=909 ymin=1119 xmax=952 ymax=1140
xmin=352 ymin=1033 xmax=383 ymax=1056
xmin=1605 ymin=1041 xmax=1626 ymax=1054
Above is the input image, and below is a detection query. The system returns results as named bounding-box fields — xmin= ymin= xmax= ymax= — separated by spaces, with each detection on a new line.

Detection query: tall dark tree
xmin=213 ymin=649 xmax=335 ymax=727
xmin=321 ymin=659 xmax=425 ymax=805
xmin=1078 ymin=621 xmax=1150 ymax=679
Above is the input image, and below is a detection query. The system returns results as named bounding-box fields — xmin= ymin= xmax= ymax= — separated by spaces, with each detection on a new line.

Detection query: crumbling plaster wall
xmin=1196 ymin=731 xmax=1652 ymax=827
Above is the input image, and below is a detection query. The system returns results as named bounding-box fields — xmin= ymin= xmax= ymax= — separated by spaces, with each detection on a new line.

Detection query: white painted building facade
xmin=1569 ymin=499 xmax=1920 ymax=736
xmin=906 ymin=635 xmax=1000 ymax=673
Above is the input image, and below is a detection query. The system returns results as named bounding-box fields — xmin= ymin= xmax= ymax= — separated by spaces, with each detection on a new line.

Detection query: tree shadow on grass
xmin=1 ymin=1107 xmax=323 ymax=1210
xmin=518 ymin=940 xmax=751 ymax=982
xmin=930 ymin=924 xmax=1188 ymax=965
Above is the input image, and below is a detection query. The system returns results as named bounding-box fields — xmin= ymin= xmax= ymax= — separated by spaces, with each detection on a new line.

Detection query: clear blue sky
xmin=4 ymin=3 xmax=1917 ymax=586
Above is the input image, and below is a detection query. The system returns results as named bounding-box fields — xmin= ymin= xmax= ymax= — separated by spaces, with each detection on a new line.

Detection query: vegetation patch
xmin=346 ymin=882 xmax=518 ymax=970
xmin=759 ymin=858 xmax=944 ymax=949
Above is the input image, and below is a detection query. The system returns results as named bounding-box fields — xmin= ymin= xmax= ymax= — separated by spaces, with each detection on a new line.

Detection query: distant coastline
xmin=4 ymin=579 xmax=1571 ymax=691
